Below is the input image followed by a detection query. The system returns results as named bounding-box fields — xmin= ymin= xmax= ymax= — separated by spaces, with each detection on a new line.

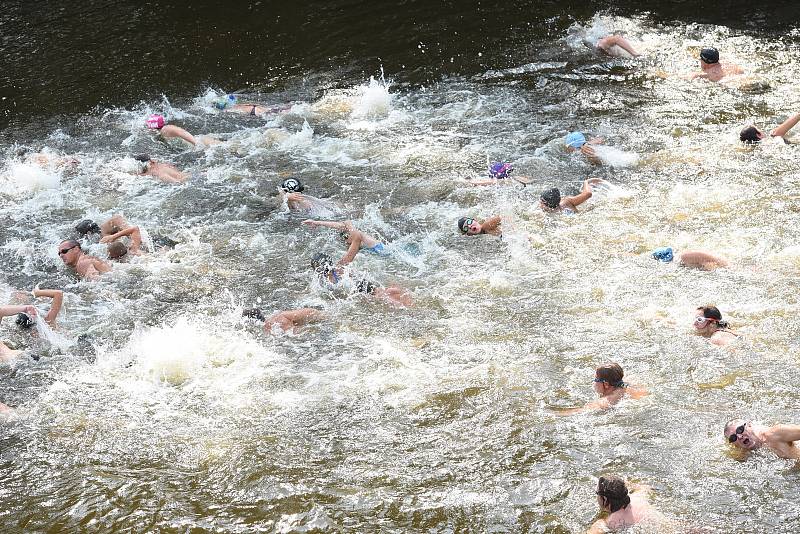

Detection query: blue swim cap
xmin=565 ymin=132 xmax=587 ymax=149
xmin=489 ymin=162 xmax=513 ymax=179
xmin=652 ymin=247 xmax=674 ymax=262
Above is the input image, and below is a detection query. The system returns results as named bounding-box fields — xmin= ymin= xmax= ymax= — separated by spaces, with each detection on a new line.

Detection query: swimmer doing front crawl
xmin=243 ymin=307 xmax=324 ymax=334
xmin=555 ymin=363 xmax=648 ymax=416
xmin=539 ymin=177 xmax=601 ymax=214
xmin=303 ymin=218 xmax=388 ymax=259
xmin=310 ymin=252 xmax=412 ymax=307
xmin=724 ymin=420 xmax=800 ymax=461
xmin=0 ymin=288 xmax=64 ymax=362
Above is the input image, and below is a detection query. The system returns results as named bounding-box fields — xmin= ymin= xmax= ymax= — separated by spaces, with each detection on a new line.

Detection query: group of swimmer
xmin=3 ymin=30 xmax=800 ymax=532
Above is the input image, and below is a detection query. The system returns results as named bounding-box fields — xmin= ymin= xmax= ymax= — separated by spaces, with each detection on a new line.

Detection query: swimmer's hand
xmin=301 ymin=219 xmax=319 ymax=227
xmin=23 ymin=305 xmax=37 ymax=317
xmin=580 ymin=145 xmax=597 ymax=158
xmin=99 ymin=235 xmax=113 ymax=244
xmin=587 ymin=177 xmax=604 ymax=186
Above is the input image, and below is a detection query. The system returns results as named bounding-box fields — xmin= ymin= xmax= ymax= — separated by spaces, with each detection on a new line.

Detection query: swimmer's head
xmin=243 ymin=307 xmax=265 ymax=322
xmin=281 ymin=178 xmax=305 ymax=193
xmin=311 ymin=252 xmax=334 ymax=273
xmin=695 ymin=305 xmax=728 ymax=330
xmin=540 ymin=188 xmax=561 ymax=210
xmin=107 ymin=241 xmax=128 ymax=260
xmin=724 ymin=419 xmax=757 ymax=450
xmin=740 ymin=125 xmax=765 ymax=144
xmin=16 ymin=313 xmax=35 ymax=329
xmin=133 ymin=154 xmax=151 ymax=173
xmin=594 ymin=363 xmax=625 ymax=390
xmin=651 ymin=247 xmax=674 ymax=262
xmin=700 ymin=47 xmax=720 ymax=65
xmin=565 ymin=132 xmax=587 ymax=150
xmin=75 ymin=219 xmax=101 ymax=237
xmin=145 ymin=114 xmax=165 ymax=130
xmin=488 ymin=162 xmax=513 ymax=179
xmin=596 ymin=476 xmax=630 ymax=513
xmin=457 ymin=217 xmax=481 ymax=236
xmin=213 ymin=94 xmax=237 ymax=109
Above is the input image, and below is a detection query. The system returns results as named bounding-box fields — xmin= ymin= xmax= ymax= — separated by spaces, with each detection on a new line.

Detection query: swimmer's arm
xmin=678 ymin=251 xmax=728 ymax=269
xmin=563 ymin=179 xmax=594 ymax=207
xmin=101 ymin=226 xmax=141 ymax=248
xmin=90 ymin=258 xmax=112 ymax=275
xmin=579 ymin=145 xmax=601 ymax=165
xmin=337 ymin=234 xmax=363 ymax=267
xmin=284 ymin=308 xmax=323 ymax=325
xmin=33 ymin=289 xmax=63 ymax=325
xmin=555 ymin=398 xmax=612 ymax=416
xmin=586 ymin=518 xmax=610 ymax=534
xmin=301 ymin=219 xmax=348 ymax=231
xmin=161 ymin=125 xmax=197 ymax=146
xmin=483 ymin=216 xmax=503 ymax=233
xmin=0 ymin=305 xmax=37 ymax=319
xmin=769 ymin=424 xmax=800 ymax=443
xmin=771 ymin=113 xmax=800 ymax=138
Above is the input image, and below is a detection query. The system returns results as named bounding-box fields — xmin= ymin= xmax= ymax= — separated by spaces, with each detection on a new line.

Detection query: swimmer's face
xmin=693 ymin=311 xmax=717 ymax=332
xmin=58 ymin=241 xmax=80 ymax=264
xmin=464 ymin=220 xmax=482 ymax=236
xmin=726 ymin=421 xmax=755 ymax=450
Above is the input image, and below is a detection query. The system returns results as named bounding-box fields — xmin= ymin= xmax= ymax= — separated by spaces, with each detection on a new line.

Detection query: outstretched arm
xmin=284 ymin=308 xmax=323 ymax=325
xmin=101 ymin=226 xmax=142 ymax=252
xmin=0 ymin=305 xmax=37 ymax=319
xmin=33 ymin=289 xmax=63 ymax=326
xmin=586 ymin=518 xmax=609 ymax=534
xmin=160 ymin=125 xmax=197 ymax=146
xmin=771 ymin=113 xmax=800 ymax=138
xmin=302 ymin=219 xmax=349 ymax=231
xmin=555 ymin=398 xmax=611 ymax=416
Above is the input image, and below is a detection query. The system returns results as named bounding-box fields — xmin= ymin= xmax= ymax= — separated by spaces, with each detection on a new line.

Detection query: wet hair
xmin=597 ymin=476 xmax=630 ymax=513
xmin=739 ymin=126 xmax=762 ymax=144
xmin=61 ymin=239 xmax=81 ymax=251
xmin=107 ymin=241 xmax=128 ymax=259
xmin=243 ymin=307 xmax=266 ymax=322
xmin=723 ymin=419 xmax=741 ymax=437
xmin=541 ymin=188 xmax=561 ymax=209
xmin=133 ymin=153 xmax=151 ymax=163
xmin=75 ymin=219 xmax=101 ymax=236
xmin=311 ymin=252 xmax=334 ymax=273
xmin=700 ymin=47 xmax=720 ymax=64
xmin=697 ymin=305 xmax=728 ymax=329
xmin=596 ymin=363 xmax=625 ymax=388
xmin=16 ymin=313 xmax=35 ymax=329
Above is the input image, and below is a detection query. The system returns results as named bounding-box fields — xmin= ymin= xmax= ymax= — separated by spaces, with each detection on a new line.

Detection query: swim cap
xmin=75 ymin=219 xmax=101 ymax=236
xmin=311 ymin=252 xmax=334 ymax=273
xmin=489 ymin=162 xmax=513 ymax=179
xmin=145 ymin=114 xmax=165 ymax=129
xmin=16 ymin=313 xmax=35 ymax=329
xmin=565 ymin=132 xmax=587 ymax=149
xmin=281 ymin=178 xmax=304 ymax=193
xmin=243 ymin=307 xmax=265 ymax=321
xmin=133 ymin=154 xmax=151 ymax=163
xmin=651 ymin=246 xmax=674 ymax=262
xmin=700 ymin=48 xmax=719 ymax=64
xmin=540 ymin=188 xmax=561 ymax=209
xmin=740 ymin=126 xmax=761 ymax=144
xmin=213 ymin=94 xmax=238 ymax=110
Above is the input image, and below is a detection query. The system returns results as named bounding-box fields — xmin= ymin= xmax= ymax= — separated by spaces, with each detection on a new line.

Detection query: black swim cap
xmin=700 ymin=47 xmax=719 ymax=64
xmin=740 ymin=126 xmax=761 ymax=144
xmin=243 ymin=307 xmax=265 ymax=321
xmin=541 ymin=188 xmax=561 ymax=209
xmin=457 ymin=217 xmax=469 ymax=233
xmin=75 ymin=219 xmax=101 ymax=236
xmin=281 ymin=178 xmax=304 ymax=193
xmin=311 ymin=252 xmax=334 ymax=273
xmin=133 ymin=153 xmax=151 ymax=162
xmin=16 ymin=313 xmax=35 ymax=329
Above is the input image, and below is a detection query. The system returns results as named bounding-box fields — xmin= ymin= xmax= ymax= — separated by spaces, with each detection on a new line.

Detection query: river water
xmin=2 ymin=3 xmax=800 ymax=533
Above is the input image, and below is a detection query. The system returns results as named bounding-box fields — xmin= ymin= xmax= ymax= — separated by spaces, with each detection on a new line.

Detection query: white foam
xmin=0 ymin=162 xmax=60 ymax=197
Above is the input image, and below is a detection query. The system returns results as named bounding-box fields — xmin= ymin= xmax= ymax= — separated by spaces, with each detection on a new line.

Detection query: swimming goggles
xmin=728 ymin=423 xmax=746 ymax=443
xmin=694 ymin=316 xmax=718 ymax=326
xmin=460 ymin=218 xmax=475 ymax=233
xmin=59 ymin=245 xmax=78 ymax=255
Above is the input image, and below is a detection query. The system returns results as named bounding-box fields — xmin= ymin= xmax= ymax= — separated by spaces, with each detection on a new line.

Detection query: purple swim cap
xmin=489 ymin=162 xmax=513 ymax=179
xmin=146 ymin=114 xmax=165 ymax=129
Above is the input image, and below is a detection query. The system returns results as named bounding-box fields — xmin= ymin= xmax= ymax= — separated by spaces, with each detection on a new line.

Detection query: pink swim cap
xmin=145 ymin=114 xmax=165 ymax=129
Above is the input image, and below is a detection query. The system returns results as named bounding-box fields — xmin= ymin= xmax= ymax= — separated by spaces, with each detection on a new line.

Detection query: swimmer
xmin=279 ymin=178 xmax=313 ymax=211
xmin=132 ymin=154 xmax=188 ymax=184
xmin=468 ymin=162 xmax=534 ymax=186
xmin=58 ymin=240 xmax=111 ymax=280
xmin=724 ymin=420 xmax=800 ymax=460
xmin=303 ymin=219 xmax=388 ymax=260
xmin=310 ymin=252 xmax=412 ymax=307
xmin=457 ymin=215 xmax=503 ymax=237
xmin=243 ymin=307 xmax=323 ymax=334
xmin=145 ymin=114 xmax=220 ymax=147
xmin=651 ymin=247 xmax=728 ymax=270
xmin=0 ymin=304 xmax=38 ymax=361
xmin=539 ymin=178 xmax=601 ymax=214
xmin=740 ymin=112 xmax=800 ymax=144
xmin=694 ymin=305 xmax=737 ymax=347
xmin=596 ymin=34 xmax=640 ymax=57
xmin=556 ymin=363 xmax=648 ymax=416
xmin=564 ymin=132 xmax=604 ymax=165
xmin=107 ymin=241 xmax=129 ymax=261
xmin=16 ymin=147 xmax=79 ymax=170
xmin=212 ymin=94 xmax=290 ymax=116
xmin=688 ymin=47 xmax=743 ymax=82
xmin=75 ymin=215 xmax=143 ymax=254
xmin=588 ymin=476 xmax=664 ymax=533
